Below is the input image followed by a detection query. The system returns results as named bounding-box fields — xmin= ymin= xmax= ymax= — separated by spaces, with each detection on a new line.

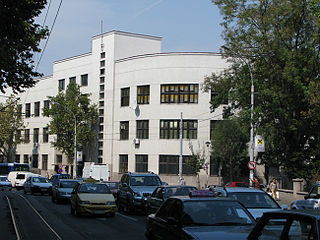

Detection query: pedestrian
xmin=181 ymin=177 xmax=186 ymax=185
xmin=254 ymin=177 xmax=260 ymax=189
xmin=270 ymin=178 xmax=278 ymax=199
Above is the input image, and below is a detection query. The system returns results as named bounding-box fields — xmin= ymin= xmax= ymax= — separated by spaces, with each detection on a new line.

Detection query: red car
xmin=225 ymin=182 xmax=249 ymax=188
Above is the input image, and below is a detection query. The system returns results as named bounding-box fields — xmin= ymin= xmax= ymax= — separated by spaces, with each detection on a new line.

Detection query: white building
xmin=5 ymin=31 xmax=229 ymax=186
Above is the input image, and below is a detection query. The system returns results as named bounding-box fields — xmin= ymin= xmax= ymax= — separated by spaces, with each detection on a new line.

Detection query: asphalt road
xmin=0 ymin=189 xmax=147 ymax=240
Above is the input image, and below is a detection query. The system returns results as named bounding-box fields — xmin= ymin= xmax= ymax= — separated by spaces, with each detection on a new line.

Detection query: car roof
xmin=126 ymin=172 xmax=159 ymax=177
xmin=58 ymin=179 xmax=78 ymax=182
xmin=158 ymin=185 xmax=196 ymax=188
xmin=171 ymin=196 xmax=241 ymax=202
xmin=263 ymin=209 xmax=320 ymax=220
xmin=221 ymin=187 xmax=265 ymax=193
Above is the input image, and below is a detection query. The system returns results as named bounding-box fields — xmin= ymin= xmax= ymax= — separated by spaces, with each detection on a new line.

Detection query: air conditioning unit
xmin=134 ymin=138 xmax=140 ymax=145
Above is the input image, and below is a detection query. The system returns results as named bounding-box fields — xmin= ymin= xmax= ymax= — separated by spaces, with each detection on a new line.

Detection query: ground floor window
xmin=42 ymin=154 xmax=48 ymax=170
xmin=135 ymin=155 xmax=148 ymax=172
xmin=159 ymin=155 xmax=195 ymax=175
xmin=32 ymin=154 xmax=38 ymax=168
xmin=119 ymin=154 xmax=128 ymax=173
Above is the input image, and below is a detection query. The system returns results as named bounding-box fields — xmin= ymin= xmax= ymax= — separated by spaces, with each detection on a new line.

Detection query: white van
xmin=8 ymin=171 xmax=40 ymax=189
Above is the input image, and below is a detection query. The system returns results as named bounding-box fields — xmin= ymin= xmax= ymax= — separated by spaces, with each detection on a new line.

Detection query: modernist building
xmin=5 ymin=31 xmax=229 ymax=186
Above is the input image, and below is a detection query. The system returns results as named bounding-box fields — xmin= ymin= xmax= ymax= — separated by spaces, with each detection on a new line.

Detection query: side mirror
xmin=162 ymin=182 xmax=168 ymax=186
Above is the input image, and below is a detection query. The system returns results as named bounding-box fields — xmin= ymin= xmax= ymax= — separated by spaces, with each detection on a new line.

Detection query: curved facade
xmin=3 ymin=31 xmax=228 ymax=186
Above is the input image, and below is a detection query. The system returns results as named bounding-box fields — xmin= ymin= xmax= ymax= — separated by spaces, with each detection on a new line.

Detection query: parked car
xmin=225 ymin=181 xmax=249 ymax=188
xmin=145 ymin=190 xmax=256 ymax=240
xmin=105 ymin=181 xmax=119 ymax=199
xmin=51 ymin=179 xmax=80 ymax=203
xmin=247 ymin=209 xmax=320 ymax=240
xmin=146 ymin=185 xmax=197 ymax=214
xmin=23 ymin=176 xmax=52 ymax=195
xmin=70 ymin=180 xmax=116 ymax=217
xmin=0 ymin=176 xmax=12 ymax=191
xmin=117 ymin=172 xmax=164 ymax=214
xmin=49 ymin=174 xmax=71 ymax=186
xmin=290 ymin=182 xmax=320 ymax=210
xmin=212 ymin=187 xmax=286 ymax=219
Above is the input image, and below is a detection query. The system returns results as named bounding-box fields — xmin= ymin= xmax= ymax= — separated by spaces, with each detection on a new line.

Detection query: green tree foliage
xmin=210 ymin=120 xmax=248 ymax=182
xmin=0 ymin=0 xmax=48 ymax=93
xmin=204 ymin=0 xmax=320 ymax=180
xmin=0 ymin=96 xmax=25 ymax=162
xmin=43 ymin=82 xmax=98 ymax=164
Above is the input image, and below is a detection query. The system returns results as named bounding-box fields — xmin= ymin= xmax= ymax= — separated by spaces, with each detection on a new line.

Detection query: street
xmin=0 ymin=189 xmax=147 ymax=240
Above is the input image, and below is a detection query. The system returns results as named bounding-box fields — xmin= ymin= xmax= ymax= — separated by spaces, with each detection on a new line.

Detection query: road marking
xmin=115 ymin=212 xmax=138 ymax=222
xmin=5 ymin=195 xmax=21 ymax=240
xmin=17 ymin=193 xmax=62 ymax=240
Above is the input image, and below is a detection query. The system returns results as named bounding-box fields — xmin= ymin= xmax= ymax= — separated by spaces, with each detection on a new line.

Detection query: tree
xmin=204 ymin=0 xmax=320 ymax=180
xmin=187 ymin=142 xmax=206 ymax=188
xmin=0 ymin=0 xmax=48 ymax=93
xmin=0 ymin=96 xmax=25 ymax=162
xmin=43 ymin=82 xmax=98 ymax=165
xmin=210 ymin=120 xmax=248 ymax=182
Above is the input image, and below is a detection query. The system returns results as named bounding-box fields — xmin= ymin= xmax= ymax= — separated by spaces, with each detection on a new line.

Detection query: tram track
xmin=5 ymin=191 xmax=62 ymax=240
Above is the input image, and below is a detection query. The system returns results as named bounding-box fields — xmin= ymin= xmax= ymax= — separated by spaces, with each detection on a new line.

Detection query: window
xmin=210 ymin=120 xmax=218 ymax=140
xmin=98 ymin=133 xmax=103 ymax=139
xmin=33 ymin=128 xmax=39 ymax=143
xmin=81 ymin=74 xmax=88 ymax=86
xmin=99 ymin=125 xmax=104 ymax=131
xmin=15 ymin=154 xmax=20 ymax=163
xmin=58 ymin=79 xmax=65 ymax=90
xmin=99 ymin=101 xmax=104 ymax=107
xmin=100 ymin=60 xmax=105 ymax=67
xmin=159 ymin=155 xmax=195 ymax=175
xmin=43 ymin=127 xmax=49 ymax=143
xmin=15 ymin=130 xmax=21 ymax=142
xmin=136 ymin=120 xmax=149 ymax=139
xmin=25 ymin=103 xmax=31 ymax=118
xmin=99 ymin=92 xmax=104 ymax=99
xmin=137 ymin=85 xmax=150 ymax=104
xmin=119 ymin=155 xmax=128 ymax=173
xmin=99 ymin=109 xmax=104 ymax=115
xmin=42 ymin=155 xmax=48 ymax=170
xmin=98 ymin=141 xmax=103 ymax=148
xmin=136 ymin=155 xmax=148 ymax=172
xmin=43 ymin=100 xmax=50 ymax=111
xmin=56 ymin=155 xmax=62 ymax=164
xmin=98 ymin=150 xmax=103 ymax=156
xmin=100 ymin=85 xmax=104 ymax=91
xmin=161 ymin=84 xmax=198 ymax=104
xmin=100 ymin=68 xmax=105 ymax=75
xmin=24 ymin=129 xmax=30 ymax=143
xmin=99 ymin=117 xmax=104 ymax=124
xmin=100 ymin=52 xmax=106 ymax=58
xmin=160 ymin=120 xmax=197 ymax=139
xmin=69 ymin=76 xmax=76 ymax=84
xmin=210 ymin=156 xmax=221 ymax=176
xmin=34 ymin=102 xmax=40 ymax=117
xmin=32 ymin=154 xmax=38 ymax=168
xmin=100 ymin=77 xmax=105 ymax=83
xmin=98 ymin=158 xmax=103 ymax=164
xmin=24 ymin=154 xmax=29 ymax=163
xmin=120 ymin=121 xmax=129 ymax=140
xmin=121 ymin=87 xmax=130 ymax=107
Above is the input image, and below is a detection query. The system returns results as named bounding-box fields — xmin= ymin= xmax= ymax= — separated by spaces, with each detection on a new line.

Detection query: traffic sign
xmin=58 ymin=168 xmax=63 ymax=173
xmin=248 ymin=161 xmax=256 ymax=170
xmin=255 ymin=135 xmax=265 ymax=152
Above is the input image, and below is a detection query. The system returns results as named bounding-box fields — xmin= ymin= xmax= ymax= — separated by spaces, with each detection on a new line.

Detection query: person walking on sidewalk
xmin=270 ymin=178 xmax=278 ymax=199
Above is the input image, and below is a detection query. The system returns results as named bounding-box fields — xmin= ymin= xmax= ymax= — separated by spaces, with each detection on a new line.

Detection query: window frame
xmin=160 ymin=120 xmax=198 ymax=139
xmin=135 ymin=154 xmax=148 ymax=172
xmin=120 ymin=121 xmax=129 ymax=140
xmin=121 ymin=87 xmax=130 ymax=107
xmin=137 ymin=85 xmax=150 ymax=104
xmin=160 ymin=84 xmax=198 ymax=104
xmin=81 ymin=74 xmax=88 ymax=86
xmin=119 ymin=155 xmax=128 ymax=173
xmin=136 ymin=120 xmax=149 ymax=139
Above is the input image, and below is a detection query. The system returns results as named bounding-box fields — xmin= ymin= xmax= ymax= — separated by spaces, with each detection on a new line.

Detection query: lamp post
xmin=222 ymin=46 xmax=255 ymax=185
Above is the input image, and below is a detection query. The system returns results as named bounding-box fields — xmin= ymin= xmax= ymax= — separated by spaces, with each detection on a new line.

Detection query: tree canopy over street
xmin=0 ymin=0 xmax=48 ymax=93
xmin=43 ymin=82 xmax=98 ymax=164
xmin=203 ymin=0 xmax=320 ymax=181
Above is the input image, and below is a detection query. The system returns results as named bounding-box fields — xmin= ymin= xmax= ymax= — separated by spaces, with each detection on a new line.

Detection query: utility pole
xmin=179 ymin=112 xmax=183 ymax=185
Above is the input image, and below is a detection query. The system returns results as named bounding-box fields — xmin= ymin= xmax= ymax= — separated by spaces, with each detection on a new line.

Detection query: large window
xmin=81 ymin=74 xmax=88 ymax=86
xmin=160 ymin=120 xmax=197 ymax=139
xmin=161 ymin=84 xmax=198 ymax=104
xmin=32 ymin=154 xmax=38 ymax=168
xmin=121 ymin=87 xmax=130 ymax=107
xmin=210 ymin=120 xmax=218 ymax=140
xmin=137 ymin=85 xmax=150 ymax=104
xmin=136 ymin=120 xmax=149 ymax=139
xmin=34 ymin=102 xmax=40 ymax=117
xmin=120 ymin=121 xmax=129 ymax=140
xmin=33 ymin=128 xmax=39 ymax=143
xmin=69 ymin=76 xmax=76 ymax=84
xmin=43 ymin=127 xmax=49 ymax=143
xmin=159 ymin=155 xmax=195 ymax=175
xmin=136 ymin=155 xmax=148 ymax=172
xmin=119 ymin=155 xmax=128 ymax=173
xmin=25 ymin=103 xmax=31 ymax=118
xmin=58 ymin=79 xmax=65 ymax=90
xmin=24 ymin=129 xmax=30 ymax=143
xmin=42 ymin=155 xmax=48 ymax=170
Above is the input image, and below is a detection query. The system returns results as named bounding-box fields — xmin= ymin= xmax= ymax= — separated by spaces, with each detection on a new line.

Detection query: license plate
xmin=41 ymin=189 xmax=47 ymax=191
xmin=94 ymin=210 xmax=105 ymax=214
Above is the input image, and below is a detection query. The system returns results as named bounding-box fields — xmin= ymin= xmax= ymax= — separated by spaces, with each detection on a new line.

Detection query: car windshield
xmin=182 ymin=200 xmax=254 ymax=226
xmin=59 ymin=175 xmax=71 ymax=180
xmin=16 ymin=174 xmax=25 ymax=179
xmin=105 ymin=182 xmax=119 ymax=190
xmin=60 ymin=181 xmax=78 ymax=188
xmin=164 ymin=187 xmax=197 ymax=198
xmin=0 ymin=176 xmax=8 ymax=181
xmin=78 ymin=183 xmax=111 ymax=194
xmin=130 ymin=176 xmax=162 ymax=186
xmin=228 ymin=192 xmax=279 ymax=209
xmin=32 ymin=177 xmax=48 ymax=183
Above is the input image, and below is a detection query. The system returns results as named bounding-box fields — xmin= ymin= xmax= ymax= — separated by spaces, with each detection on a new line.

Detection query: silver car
xmin=23 ymin=176 xmax=52 ymax=195
xmin=51 ymin=179 xmax=79 ymax=203
xmin=0 ymin=176 xmax=12 ymax=191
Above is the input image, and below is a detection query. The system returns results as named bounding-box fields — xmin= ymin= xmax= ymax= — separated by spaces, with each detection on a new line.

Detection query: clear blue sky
xmin=35 ymin=0 xmax=224 ymax=76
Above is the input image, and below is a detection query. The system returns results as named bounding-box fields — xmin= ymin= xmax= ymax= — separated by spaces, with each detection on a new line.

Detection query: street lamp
xmin=221 ymin=46 xmax=255 ymax=185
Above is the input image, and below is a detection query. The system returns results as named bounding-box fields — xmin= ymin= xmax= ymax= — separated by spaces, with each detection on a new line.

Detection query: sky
xmin=34 ymin=0 xmax=225 ymax=76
